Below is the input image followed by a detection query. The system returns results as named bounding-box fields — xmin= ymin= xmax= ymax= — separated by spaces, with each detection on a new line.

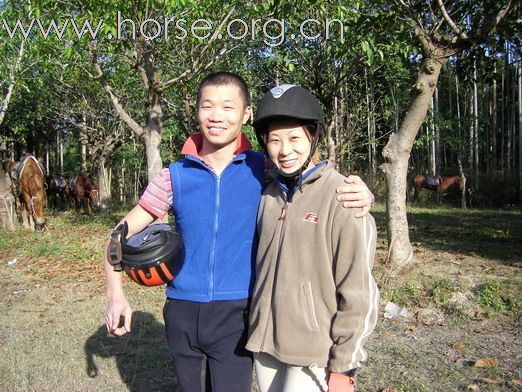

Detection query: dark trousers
xmin=163 ymin=298 xmax=253 ymax=392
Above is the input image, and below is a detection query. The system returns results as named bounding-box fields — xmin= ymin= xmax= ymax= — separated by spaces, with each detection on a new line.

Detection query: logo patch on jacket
xmin=303 ymin=212 xmax=319 ymax=223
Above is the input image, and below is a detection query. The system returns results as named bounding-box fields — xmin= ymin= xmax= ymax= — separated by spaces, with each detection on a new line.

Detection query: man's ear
xmin=243 ymin=106 xmax=252 ymax=125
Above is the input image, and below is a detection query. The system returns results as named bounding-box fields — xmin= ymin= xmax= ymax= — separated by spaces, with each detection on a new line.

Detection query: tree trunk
xmin=97 ymin=160 xmax=111 ymax=214
xmin=382 ymin=55 xmax=445 ymax=268
xmin=518 ymin=62 xmax=522 ymax=203
xmin=429 ymin=96 xmax=436 ymax=174
xmin=472 ymin=59 xmax=479 ymax=190
xmin=492 ymin=61 xmax=498 ymax=172
xmin=0 ymin=39 xmax=25 ymax=127
xmin=326 ymin=119 xmax=337 ymax=166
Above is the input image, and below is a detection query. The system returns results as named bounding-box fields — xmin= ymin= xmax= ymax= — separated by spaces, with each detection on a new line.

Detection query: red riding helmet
xmin=107 ymin=221 xmax=184 ymax=286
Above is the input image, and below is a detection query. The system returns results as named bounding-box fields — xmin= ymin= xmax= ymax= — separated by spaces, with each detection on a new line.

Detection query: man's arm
xmin=103 ymin=204 xmax=157 ymax=336
xmin=336 ymin=175 xmax=375 ymax=218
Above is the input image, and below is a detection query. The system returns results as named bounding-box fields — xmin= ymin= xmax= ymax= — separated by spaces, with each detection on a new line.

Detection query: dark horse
xmin=46 ymin=175 xmax=70 ymax=210
xmin=4 ymin=155 xmax=47 ymax=230
xmin=411 ymin=175 xmax=464 ymax=205
xmin=70 ymin=173 xmax=99 ymax=214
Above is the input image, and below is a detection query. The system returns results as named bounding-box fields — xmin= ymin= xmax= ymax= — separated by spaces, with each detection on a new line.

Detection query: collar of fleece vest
xmin=181 ymin=133 xmax=252 ymax=158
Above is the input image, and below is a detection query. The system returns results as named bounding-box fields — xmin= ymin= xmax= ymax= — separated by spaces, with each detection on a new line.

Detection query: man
xmin=103 ymin=72 xmax=374 ymax=392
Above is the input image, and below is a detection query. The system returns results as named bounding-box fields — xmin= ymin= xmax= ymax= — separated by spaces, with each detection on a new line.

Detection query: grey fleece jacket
xmin=246 ymin=162 xmax=379 ymax=372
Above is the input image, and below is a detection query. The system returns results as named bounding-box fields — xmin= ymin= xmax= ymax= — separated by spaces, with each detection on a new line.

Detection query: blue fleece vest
xmin=167 ymin=150 xmax=265 ymax=302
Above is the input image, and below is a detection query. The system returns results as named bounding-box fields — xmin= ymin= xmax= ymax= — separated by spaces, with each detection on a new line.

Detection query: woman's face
xmin=266 ymin=121 xmax=314 ymax=175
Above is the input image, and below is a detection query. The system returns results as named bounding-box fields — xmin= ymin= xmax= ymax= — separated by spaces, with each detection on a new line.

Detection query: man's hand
xmin=336 ymin=175 xmax=375 ymax=218
xmin=105 ymin=295 xmax=132 ymax=336
xmin=328 ymin=372 xmax=356 ymax=392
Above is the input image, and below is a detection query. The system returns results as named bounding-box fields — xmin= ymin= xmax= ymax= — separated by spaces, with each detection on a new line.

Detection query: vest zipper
xmin=208 ymin=174 xmax=221 ymax=300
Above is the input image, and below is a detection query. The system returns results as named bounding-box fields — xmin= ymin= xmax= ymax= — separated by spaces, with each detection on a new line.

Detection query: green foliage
xmin=431 ymin=279 xmax=455 ymax=305
xmin=476 ymin=281 xmax=520 ymax=315
xmin=384 ymin=283 xmax=422 ymax=308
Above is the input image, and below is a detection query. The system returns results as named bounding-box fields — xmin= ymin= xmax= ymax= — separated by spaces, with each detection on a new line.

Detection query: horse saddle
xmin=11 ymin=155 xmax=46 ymax=183
xmin=69 ymin=175 xmax=78 ymax=192
xmin=425 ymin=175 xmax=442 ymax=189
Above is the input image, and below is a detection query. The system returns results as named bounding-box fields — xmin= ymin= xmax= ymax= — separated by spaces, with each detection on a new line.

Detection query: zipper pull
xmin=279 ymin=200 xmax=288 ymax=221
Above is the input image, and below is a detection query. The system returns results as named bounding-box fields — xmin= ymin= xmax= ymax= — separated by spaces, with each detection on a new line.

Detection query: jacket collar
xmin=276 ymin=161 xmax=331 ymax=200
xmin=181 ymin=133 xmax=252 ymax=159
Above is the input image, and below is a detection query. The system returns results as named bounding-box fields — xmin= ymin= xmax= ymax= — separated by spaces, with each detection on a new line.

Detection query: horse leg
xmin=74 ymin=194 xmax=81 ymax=213
xmin=413 ymin=187 xmax=420 ymax=205
xmin=21 ymin=193 xmax=33 ymax=230
xmin=86 ymin=196 xmax=92 ymax=215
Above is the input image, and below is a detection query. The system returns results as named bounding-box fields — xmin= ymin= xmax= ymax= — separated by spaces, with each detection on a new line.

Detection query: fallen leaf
xmin=474 ymin=358 xmax=498 ymax=368
xmin=480 ymin=378 xmax=502 ymax=384
xmin=406 ymin=325 xmax=417 ymax=332
xmin=379 ymin=331 xmax=393 ymax=339
xmin=512 ymin=380 xmax=522 ymax=386
xmin=466 ymin=384 xmax=479 ymax=391
xmin=453 ymin=342 xmax=465 ymax=350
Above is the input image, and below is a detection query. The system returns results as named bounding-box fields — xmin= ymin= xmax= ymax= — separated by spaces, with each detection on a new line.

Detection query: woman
xmin=247 ymin=85 xmax=379 ymax=392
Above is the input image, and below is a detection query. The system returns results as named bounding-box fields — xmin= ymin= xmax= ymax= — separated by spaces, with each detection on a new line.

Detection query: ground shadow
xmin=84 ymin=311 xmax=179 ymax=392
xmin=372 ymin=208 xmax=522 ymax=265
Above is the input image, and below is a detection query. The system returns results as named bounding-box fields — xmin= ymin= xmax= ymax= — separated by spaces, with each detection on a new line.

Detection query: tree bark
xmin=97 ymin=161 xmax=111 ymax=214
xmin=382 ymin=56 xmax=445 ymax=268
xmin=518 ymin=62 xmax=522 ymax=203
xmin=0 ymin=39 xmax=25 ymax=126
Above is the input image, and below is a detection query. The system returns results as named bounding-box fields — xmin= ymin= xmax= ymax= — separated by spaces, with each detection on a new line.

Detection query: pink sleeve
xmin=138 ymin=168 xmax=173 ymax=219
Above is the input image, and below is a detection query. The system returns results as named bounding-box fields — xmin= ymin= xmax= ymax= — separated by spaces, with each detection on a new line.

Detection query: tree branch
xmin=0 ymin=39 xmax=25 ymax=126
xmin=135 ymin=39 xmax=150 ymax=90
xmin=161 ymin=6 xmax=236 ymax=89
xmin=89 ymin=42 xmax=144 ymax=138
xmin=474 ymin=0 xmax=513 ymax=41
xmin=436 ymin=0 xmax=468 ymax=39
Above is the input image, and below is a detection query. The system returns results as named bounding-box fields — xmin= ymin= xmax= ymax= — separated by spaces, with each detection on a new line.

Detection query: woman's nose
xmin=279 ymin=140 xmax=292 ymax=156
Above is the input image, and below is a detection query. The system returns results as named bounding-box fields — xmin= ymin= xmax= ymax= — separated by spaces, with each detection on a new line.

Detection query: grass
xmin=0 ymin=205 xmax=521 ymax=391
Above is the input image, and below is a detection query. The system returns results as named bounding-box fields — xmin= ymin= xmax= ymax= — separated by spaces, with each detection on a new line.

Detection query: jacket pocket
xmin=302 ymin=281 xmax=320 ymax=330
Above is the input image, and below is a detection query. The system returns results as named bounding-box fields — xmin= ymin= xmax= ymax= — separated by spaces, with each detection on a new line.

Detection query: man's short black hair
xmin=197 ymin=72 xmax=251 ymax=107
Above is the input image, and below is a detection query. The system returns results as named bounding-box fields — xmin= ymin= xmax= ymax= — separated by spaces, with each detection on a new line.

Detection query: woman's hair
xmin=197 ymin=72 xmax=251 ymax=107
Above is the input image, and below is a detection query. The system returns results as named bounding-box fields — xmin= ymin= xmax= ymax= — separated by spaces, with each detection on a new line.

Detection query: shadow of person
xmin=84 ymin=310 xmax=180 ymax=392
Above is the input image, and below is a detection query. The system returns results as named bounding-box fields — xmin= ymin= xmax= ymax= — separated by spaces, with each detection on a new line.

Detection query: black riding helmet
xmin=107 ymin=221 xmax=185 ymax=286
xmin=253 ymin=84 xmax=326 ymax=179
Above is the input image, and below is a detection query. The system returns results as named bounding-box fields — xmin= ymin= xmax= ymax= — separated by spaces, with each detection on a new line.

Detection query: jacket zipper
xmin=260 ymin=192 xmax=288 ymax=350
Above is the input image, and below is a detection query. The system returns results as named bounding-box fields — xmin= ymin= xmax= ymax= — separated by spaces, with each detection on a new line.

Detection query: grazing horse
xmin=70 ymin=173 xmax=100 ymax=214
xmin=5 ymin=155 xmax=47 ymax=230
xmin=411 ymin=174 xmax=464 ymax=205
xmin=46 ymin=175 xmax=70 ymax=210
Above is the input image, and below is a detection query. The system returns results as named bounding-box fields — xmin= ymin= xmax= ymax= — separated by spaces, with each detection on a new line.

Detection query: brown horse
xmin=5 ymin=155 xmax=47 ymax=230
xmin=411 ymin=175 xmax=464 ymax=205
xmin=70 ymin=173 xmax=99 ymax=214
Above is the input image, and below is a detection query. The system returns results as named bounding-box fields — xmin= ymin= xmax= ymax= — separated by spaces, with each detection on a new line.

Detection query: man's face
xmin=197 ymin=84 xmax=251 ymax=150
